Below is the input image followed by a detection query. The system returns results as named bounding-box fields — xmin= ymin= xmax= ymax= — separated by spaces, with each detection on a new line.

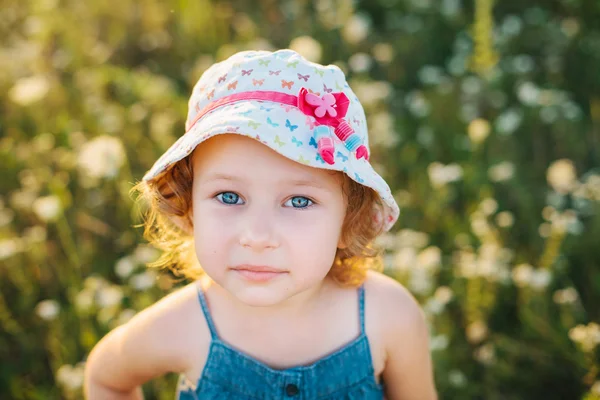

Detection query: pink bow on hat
xmin=297 ymin=87 xmax=369 ymax=164
xmin=297 ymin=88 xmax=350 ymax=127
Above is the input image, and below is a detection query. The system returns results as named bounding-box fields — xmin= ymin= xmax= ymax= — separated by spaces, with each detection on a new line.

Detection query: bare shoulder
xmin=363 ymin=270 xmax=438 ymax=400
xmin=363 ymin=270 xmax=426 ymax=330
xmin=85 ymin=280 xmax=208 ymax=391
xmin=121 ymin=280 xmax=208 ymax=370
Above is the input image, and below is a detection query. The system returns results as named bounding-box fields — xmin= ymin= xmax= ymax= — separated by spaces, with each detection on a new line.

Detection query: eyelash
xmin=214 ymin=191 xmax=315 ymax=210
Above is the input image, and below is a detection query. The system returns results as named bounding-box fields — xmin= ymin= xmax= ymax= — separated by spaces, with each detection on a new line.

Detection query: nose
xmin=238 ymin=209 xmax=279 ymax=251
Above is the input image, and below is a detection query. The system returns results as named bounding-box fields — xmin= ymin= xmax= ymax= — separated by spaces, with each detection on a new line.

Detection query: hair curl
xmin=130 ymin=151 xmax=386 ymax=287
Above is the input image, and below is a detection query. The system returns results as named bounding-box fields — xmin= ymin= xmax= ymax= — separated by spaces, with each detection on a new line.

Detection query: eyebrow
xmin=202 ymin=173 xmax=331 ymax=190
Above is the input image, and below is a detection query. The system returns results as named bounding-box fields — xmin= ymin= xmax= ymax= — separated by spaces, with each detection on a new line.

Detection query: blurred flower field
xmin=1 ymin=0 xmax=599 ymax=399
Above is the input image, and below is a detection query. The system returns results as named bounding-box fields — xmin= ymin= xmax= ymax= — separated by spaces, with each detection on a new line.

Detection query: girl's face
xmin=190 ymin=134 xmax=347 ymax=306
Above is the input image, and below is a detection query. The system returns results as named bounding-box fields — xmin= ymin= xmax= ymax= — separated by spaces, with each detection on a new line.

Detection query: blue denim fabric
xmin=176 ymin=284 xmax=384 ymax=399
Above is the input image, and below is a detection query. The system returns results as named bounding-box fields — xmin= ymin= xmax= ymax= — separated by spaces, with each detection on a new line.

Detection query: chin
xmin=230 ymin=285 xmax=295 ymax=307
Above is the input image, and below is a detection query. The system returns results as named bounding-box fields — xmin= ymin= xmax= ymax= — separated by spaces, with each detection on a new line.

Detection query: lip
xmin=231 ymin=265 xmax=288 ymax=282
xmin=232 ymin=265 xmax=286 ymax=273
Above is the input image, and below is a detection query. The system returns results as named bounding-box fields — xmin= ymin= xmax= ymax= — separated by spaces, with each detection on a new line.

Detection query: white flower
xmin=374 ymin=232 xmax=397 ymax=251
xmin=462 ymin=76 xmax=482 ymax=95
xmin=97 ymin=305 xmax=119 ymax=325
xmin=405 ymin=90 xmax=431 ymax=117
xmin=466 ymin=320 xmax=488 ymax=343
xmin=0 ymin=239 xmax=22 ymax=260
xmin=496 ymin=211 xmax=514 ymax=228
xmin=418 ymin=65 xmax=445 ymax=86
xmin=501 ymin=15 xmax=523 ymax=37
xmin=36 ymin=299 xmax=60 ymax=320
xmin=547 ymin=159 xmax=577 ymax=194
xmin=289 ymin=36 xmax=322 ymax=62
xmin=512 ymin=263 xmax=534 ymax=288
xmin=133 ymin=245 xmax=160 ymax=264
xmin=474 ymin=343 xmax=495 ymax=364
xmin=75 ymin=289 xmax=95 ymax=312
xmin=561 ymin=18 xmax=580 ymax=38
xmin=351 ymin=80 xmax=392 ymax=108
xmin=392 ymin=247 xmax=417 ymax=272
xmin=553 ymin=287 xmax=579 ymax=305
xmin=96 ymin=285 xmax=124 ymax=308
xmin=448 ymin=369 xmax=467 ymax=387
xmin=396 ymin=229 xmax=430 ymax=249
xmin=455 ymin=249 xmax=478 ymax=278
xmin=428 ymin=162 xmax=463 ymax=188
xmin=569 ymin=325 xmax=587 ymax=343
xmin=9 ymin=75 xmax=50 ymax=105
xmin=468 ymin=118 xmax=491 ymax=144
xmin=372 ymin=43 xmax=394 ymax=64
xmin=424 ymin=298 xmax=445 ymax=316
xmin=434 ymin=286 xmax=453 ymax=304
xmin=115 ymin=256 xmax=136 ymax=279
xmin=569 ymin=323 xmax=600 ymax=352
xmin=530 ymin=269 xmax=552 ymax=290
xmin=495 ymin=109 xmax=523 ymax=135
xmin=56 ymin=363 xmax=85 ymax=391
xmin=342 ymin=14 xmax=370 ymax=44
xmin=77 ymin=135 xmax=126 ymax=179
xmin=348 ymin=53 xmax=372 ymax=73
xmin=417 ymin=246 xmax=441 ymax=272
xmin=517 ymin=81 xmax=540 ymax=105
xmin=429 ymin=334 xmax=449 ymax=351
xmin=84 ymin=275 xmax=108 ymax=291
xmin=470 ymin=213 xmax=490 ymax=237
xmin=130 ymin=270 xmax=157 ymax=291
xmin=408 ymin=268 xmax=433 ymax=295
xmin=488 ymin=161 xmax=515 ymax=182
xmin=32 ymin=195 xmax=62 ymax=222
xmin=480 ymin=198 xmax=498 ymax=216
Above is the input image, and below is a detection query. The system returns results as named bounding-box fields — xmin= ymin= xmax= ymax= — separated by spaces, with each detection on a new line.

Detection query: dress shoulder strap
xmin=358 ymin=283 xmax=366 ymax=334
xmin=195 ymin=283 xmax=219 ymax=340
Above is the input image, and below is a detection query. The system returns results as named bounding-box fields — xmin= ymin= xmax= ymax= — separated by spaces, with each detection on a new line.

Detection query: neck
xmin=203 ymin=277 xmax=334 ymax=322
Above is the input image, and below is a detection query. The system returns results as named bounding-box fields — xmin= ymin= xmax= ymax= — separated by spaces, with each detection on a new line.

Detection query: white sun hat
xmin=142 ymin=49 xmax=399 ymax=231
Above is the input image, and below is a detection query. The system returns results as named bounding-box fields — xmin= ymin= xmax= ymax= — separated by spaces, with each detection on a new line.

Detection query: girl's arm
xmin=84 ymin=289 xmax=194 ymax=399
xmin=378 ymin=282 xmax=439 ymax=400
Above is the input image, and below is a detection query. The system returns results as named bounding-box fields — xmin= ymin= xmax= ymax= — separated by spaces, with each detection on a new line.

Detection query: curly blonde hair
xmin=131 ymin=151 xmax=386 ymax=287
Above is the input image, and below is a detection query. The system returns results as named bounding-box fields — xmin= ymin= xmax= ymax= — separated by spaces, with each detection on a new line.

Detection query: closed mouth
xmin=231 ymin=265 xmax=287 ymax=273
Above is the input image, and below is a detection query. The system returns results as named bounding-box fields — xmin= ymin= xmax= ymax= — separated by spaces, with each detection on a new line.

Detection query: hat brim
xmin=142 ymin=100 xmax=399 ymax=231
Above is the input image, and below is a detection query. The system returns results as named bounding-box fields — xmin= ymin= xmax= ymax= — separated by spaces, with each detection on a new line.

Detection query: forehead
xmin=191 ymin=134 xmax=342 ymax=187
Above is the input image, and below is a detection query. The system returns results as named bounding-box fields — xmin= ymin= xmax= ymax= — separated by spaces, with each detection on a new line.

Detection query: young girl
xmin=84 ymin=49 xmax=438 ymax=400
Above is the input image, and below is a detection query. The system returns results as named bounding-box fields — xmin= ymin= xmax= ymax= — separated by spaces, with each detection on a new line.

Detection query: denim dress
xmin=176 ymin=283 xmax=385 ymax=400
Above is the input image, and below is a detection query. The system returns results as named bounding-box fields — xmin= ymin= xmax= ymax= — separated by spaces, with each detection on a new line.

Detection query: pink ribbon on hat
xmin=296 ymin=88 xmax=350 ymax=126
xmin=185 ymin=87 xmax=369 ymax=162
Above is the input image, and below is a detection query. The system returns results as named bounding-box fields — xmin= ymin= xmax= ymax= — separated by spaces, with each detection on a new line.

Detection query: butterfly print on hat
xmin=285 ymin=119 xmax=298 ymax=132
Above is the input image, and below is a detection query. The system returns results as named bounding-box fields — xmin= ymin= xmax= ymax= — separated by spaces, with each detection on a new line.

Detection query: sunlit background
xmin=1 ymin=0 xmax=599 ymax=399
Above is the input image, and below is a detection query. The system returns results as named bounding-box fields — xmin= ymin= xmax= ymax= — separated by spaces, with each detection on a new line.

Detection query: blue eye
xmin=285 ymin=196 xmax=313 ymax=209
xmin=216 ymin=192 xmax=243 ymax=205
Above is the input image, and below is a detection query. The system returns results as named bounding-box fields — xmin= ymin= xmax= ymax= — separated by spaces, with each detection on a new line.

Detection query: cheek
xmin=284 ymin=211 xmax=343 ymax=259
xmin=191 ymin=207 xmax=231 ymax=267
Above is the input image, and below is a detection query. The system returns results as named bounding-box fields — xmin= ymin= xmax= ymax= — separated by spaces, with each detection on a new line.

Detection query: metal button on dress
xmin=285 ymin=383 xmax=299 ymax=396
